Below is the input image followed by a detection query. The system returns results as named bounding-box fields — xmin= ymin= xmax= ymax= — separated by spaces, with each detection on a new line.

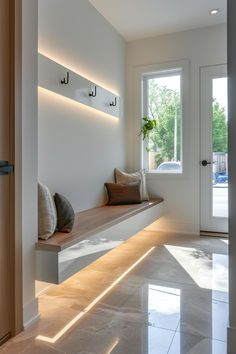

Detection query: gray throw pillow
xmin=105 ymin=182 xmax=142 ymax=205
xmin=38 ymin=182 xmax=57 ymax=240
xmin=54 ymin=193 xmax=75 ymax=233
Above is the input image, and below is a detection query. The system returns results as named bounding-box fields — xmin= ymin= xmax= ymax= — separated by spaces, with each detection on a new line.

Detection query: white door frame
xmin=200 ymin=64 xmax=228 ymax=233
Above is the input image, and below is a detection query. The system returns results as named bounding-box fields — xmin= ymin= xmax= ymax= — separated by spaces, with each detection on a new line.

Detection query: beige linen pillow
xmin=114 ymin=168 xmax=149 ymax=201
xmin=38 ymin=182 xmax=57 ymax=240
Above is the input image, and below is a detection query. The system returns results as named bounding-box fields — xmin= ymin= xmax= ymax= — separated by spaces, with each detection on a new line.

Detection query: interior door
xmin=0 ymin=0 xmax=14 ymax=344
xmin=200 ymin=65 xmax=228 ymax=234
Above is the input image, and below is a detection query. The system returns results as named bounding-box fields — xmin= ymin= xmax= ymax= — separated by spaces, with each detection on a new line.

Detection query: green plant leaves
xmin=139 ymin=116 xmax=157 ymax=140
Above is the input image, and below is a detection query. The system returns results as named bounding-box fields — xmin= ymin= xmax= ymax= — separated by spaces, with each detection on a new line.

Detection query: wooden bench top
xmin=36 ymin=198 xmax=163 ymax=252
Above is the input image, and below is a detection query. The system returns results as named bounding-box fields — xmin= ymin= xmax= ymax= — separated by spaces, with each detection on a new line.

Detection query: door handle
xmin=0 ymin=161 xmax=14 ymax=175
xmin=201 ymin=160 xmax=212 ymax=167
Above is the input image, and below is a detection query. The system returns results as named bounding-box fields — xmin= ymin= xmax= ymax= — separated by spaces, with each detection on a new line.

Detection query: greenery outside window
xmin=142 ymin=68 xmax=183 ymax=173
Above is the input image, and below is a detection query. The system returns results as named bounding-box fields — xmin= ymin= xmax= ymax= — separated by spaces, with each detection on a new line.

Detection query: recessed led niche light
xmin=210 ymin=8 xmax=219 ymax=15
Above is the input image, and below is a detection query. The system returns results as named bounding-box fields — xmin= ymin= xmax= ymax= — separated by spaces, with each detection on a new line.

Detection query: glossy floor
xmin=0 ymin=231 xmax=228 ymax=354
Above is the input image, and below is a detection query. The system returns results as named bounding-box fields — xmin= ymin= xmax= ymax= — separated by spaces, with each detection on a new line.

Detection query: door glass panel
xmin=212 ymin=77 xmax=228 ymax=218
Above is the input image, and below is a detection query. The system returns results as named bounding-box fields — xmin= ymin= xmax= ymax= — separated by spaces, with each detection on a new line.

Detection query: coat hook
xmin=89 ymin=86 xmax=97 ymax=97
xmin=61 ymin=72 xmax=70 ymax=85
xmin=110 ymin=97 xmax=117 ymax=107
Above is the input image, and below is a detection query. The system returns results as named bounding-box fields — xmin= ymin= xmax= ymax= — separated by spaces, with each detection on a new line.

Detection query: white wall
xmin=38 ymin=0 xmax=127 ymax=212
xmin=126 ymin=24 xmax=227 ymax=234
xmin=21 ymin=0 xmax=39 ymax=327
xmin=228 ymin=1 xmax=236 ymax=352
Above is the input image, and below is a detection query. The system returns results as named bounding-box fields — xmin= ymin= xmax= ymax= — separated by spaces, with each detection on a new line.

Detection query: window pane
xmin=212 ymin=77 xmax=228 ymax=218
xmin=145 ymin=73 xmax=182 ymax=173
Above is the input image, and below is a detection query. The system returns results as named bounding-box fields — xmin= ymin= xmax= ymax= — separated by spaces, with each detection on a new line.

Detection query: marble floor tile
xmin=148 ymin=327 xmax=175 ymax=354
xmin=212 ymin=289 xmax=228 ymax=303
xmin=0 ymin=337 xmax=66 ymax=354
xmin=147 ymin=244 xmax=229 ymax=292
xmin=55 ymin=311 xmax=175 ymax=354
xmin=104 ymin=275 xmax=228 ymax=341
xmin=177 ymin=291 xmax=228 ymax=341
xmin=168 ymin=331 xmax=227 ymax=354
xmin=119 ymin=281 xmax=181 ymax=331
xmin=98 ymin=275 xmax=143 ymax=308
xmin=141 ymin=258 xmax=196 ymax=286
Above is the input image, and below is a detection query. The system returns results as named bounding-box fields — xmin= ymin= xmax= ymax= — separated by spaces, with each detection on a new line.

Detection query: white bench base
xmin=36 ymin=200 xmax=163 ymax=284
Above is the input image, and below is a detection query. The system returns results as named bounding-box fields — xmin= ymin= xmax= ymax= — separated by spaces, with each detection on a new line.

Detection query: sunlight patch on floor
xmin=165 ymin=245 xmax=228 ymax=292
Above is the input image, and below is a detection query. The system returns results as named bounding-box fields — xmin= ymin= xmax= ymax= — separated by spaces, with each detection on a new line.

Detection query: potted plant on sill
xmin=139 ymin=116 xmax=157 ymax=140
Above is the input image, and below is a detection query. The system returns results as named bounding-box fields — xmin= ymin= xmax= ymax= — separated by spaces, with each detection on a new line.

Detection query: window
xmin=142 ymin=68 xmax=183 ymax=173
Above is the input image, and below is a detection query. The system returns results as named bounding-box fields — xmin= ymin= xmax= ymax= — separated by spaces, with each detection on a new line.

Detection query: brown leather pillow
xmin=104 ymin=182 xmax=142 ymax=205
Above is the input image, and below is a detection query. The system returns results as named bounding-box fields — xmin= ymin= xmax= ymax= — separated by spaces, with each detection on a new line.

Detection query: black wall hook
xmin=110 ymin=97 xmax=117 ymax=107
xmin=89 ymin=86 xmax=97 ymax=97
xmin=61 ymin=72 xmax=70 ymax=85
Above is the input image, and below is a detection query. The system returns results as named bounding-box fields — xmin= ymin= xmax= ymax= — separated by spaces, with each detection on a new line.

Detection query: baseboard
xmin=23 ymin=298 xmax=39 ymax=329
xmin=0 ymin=333 xmax=11 ymax=346
xmin=200 ymin=230 xmax=228 ymax=238
xmin=227 ymin=326 xmax=236 ymax=353
xmin=24 ymin=313 xmax=40 ymax=330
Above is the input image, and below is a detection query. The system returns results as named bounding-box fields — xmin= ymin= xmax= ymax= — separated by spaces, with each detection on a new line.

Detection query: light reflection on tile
xmin=164 ymin=245 xmax=228 ymax=293
xmin=212 ymin=300 xmax=228 ymax=342
xmin=212 ymin=253 xmax=228 ymax=302
xmin=148 ymin=327 xmax=175 ymax=354
xmin=148 ymin=285 xmax=180 ymax=331
xmin=221 ymin=239 xmax=228 ymax=245
xmin=176 ymin=287 xmax=228 ymax=341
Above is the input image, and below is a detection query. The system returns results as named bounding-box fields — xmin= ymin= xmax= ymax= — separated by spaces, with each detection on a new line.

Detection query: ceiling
xmin=88 ymin=0 xmax=227 ymax=41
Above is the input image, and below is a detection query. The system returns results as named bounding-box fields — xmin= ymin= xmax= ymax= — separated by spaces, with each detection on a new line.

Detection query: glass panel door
xmin=212 ymin=77 xmax=228 ymax=218
xmin=200 ymin=65 xmax=228 ymax=233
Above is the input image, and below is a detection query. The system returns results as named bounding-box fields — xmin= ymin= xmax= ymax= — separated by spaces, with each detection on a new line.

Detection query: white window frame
xmin=133 ymin=60 xmax=190 ymax=180
xmin=142 ymin=68 xmax=183 ymax=173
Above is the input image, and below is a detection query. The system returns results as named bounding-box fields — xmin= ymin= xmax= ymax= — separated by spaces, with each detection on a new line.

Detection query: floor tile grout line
xmin=167 ymin=328 xmax=178 ymax=354
xmin=168 ymin=318 xmax=181 ymax=353
xmin=148 ymin=325 xmax=177 ymax=333
xmin=139 ymin=273 xmax=229 ymax=300
xmin=138 ymin=274 xmax=229 ymax=297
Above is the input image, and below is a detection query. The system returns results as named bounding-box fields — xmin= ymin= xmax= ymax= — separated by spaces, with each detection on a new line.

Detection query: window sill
xmin=146 ymin=171 xmax=184 ymax=180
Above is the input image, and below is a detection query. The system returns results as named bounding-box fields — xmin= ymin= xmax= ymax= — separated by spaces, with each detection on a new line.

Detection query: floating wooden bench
xmin=36 ymin=198 xmax=164 ymax=284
